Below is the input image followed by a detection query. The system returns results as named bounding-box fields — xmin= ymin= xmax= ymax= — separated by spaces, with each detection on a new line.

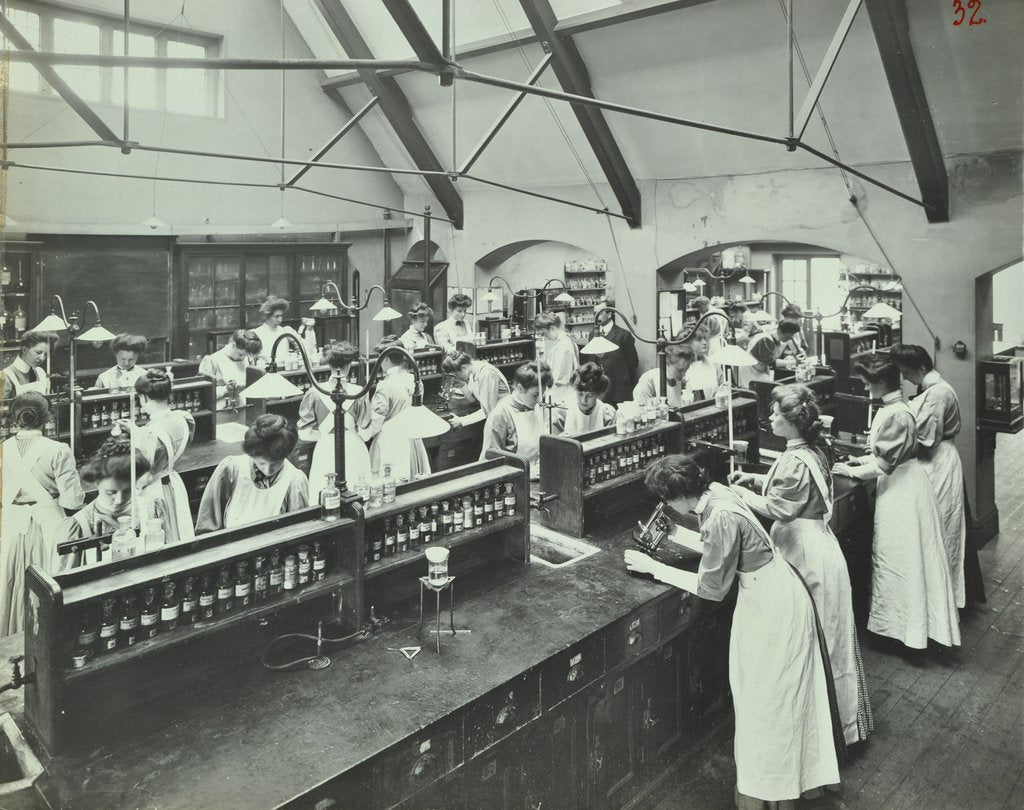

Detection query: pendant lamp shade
xmin=242 ymin=371 xmax=303 ymax=399
xmin=373 ymin=305 xmax=402 ymax=322
xmin=682 ymin=281 xmax=698 ymax=292
xmin=390 ymin=403 xmax=451 ymax=439
xmin=141 ymin=216 xmax=168 ymax=231
xmin=270 ymin=217 xmax=293 ymax=230
xmin=709 ymin=343 xmax=758 ymax=367
xmin=554 ymin=291 xmax=575 ymax=304
xmin=862 ymin=302 xmax=902 ymax=320
xmin=78 ymin=324 xmax=117 ymax=343
xmin=309 ymin=297 xmax=336 ymax=312
xmin=693 ymin=278 xmax=706 ymax=288
xmin=33 ymin=313 xmax=69 ymax=332
xmin=581 ymin=335 xmax=620 ymax=355
xmin=739 ymin=274 xmax=756 ymax=285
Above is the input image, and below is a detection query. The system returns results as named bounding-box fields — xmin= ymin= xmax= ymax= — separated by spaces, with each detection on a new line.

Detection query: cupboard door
xmin=243 ymin=253 xmax=291 ymax=326
xmin=183 ymin=254 xmax=242 ymax=358
xmin=534 ymin=699 xmax=586 ymax=810
xmin=686 ymin=608 xmax=733 ymax=735
xmin=587 ymin=670 xmax=641 ymax=810
xmin=455 ymin=731 xmax=527 ymax=810
xmin=641 ymin=636 xmax=690 ymax=773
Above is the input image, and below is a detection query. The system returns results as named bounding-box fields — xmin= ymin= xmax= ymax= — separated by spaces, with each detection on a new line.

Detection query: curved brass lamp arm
xmin=48 ymin=294 xmax=70 ymax=325
xmin=83 ymin=300 xmax=103 ymax=327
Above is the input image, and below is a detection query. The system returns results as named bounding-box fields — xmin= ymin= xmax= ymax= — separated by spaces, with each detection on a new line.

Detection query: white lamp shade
xmin=682 ymin=282 xmax=697 ymax=293
xmin=309 ymin=297 xmax=335 ymax=312
xmin=862 ymin=302 xmax=902 ymax=320
xmin=693 ymin=279 xmax=706 ymax=288
xmin=390 ymin=404 xmax=451 ymax=439
xmin=373 ymin=305 xmax=402 ymax=322
xmin=141 ymin=216 xmax=168 ymax=230
xmin=33 ymin=313 xmax=69 ymax=332
xmin=709 ymin=343 xmax=758 ymax=367
xmin=270 ymin=217 xmax=293 ymax=230
xmin=241 ymin=372 xmax=303 ymax=399
xmin=78 ymin=324 xmax=117 ymax=343
xmin=554 ymin=291 xmax=575 ymax=304
xmin=739 ymin=274 xmax=756 ymax=285
xmin=581 ymin=335 xmax=619 ymax=355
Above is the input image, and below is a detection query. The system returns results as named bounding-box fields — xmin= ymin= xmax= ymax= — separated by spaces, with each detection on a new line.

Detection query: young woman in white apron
xmin=441 ymin=351 xmax=511 ymax=419
xmin=626 ymin=456 xmax=841 ymax=806
xmin=834 ymin=356 xmax=960 ymax=649
xmin=736 ymin=329 xmax=776 ymax=389
xmin=2 ymin=331 xmax=51 ymax=400
xmin=196 ymin=415 xmax=309 ymax=533
xmin=535 ymin=312 xmax=579 ymax=407
xmin=198 ymin=329 xmax=262 ymax=411
xmin=679 ymin=326 xmax=723 ymax=400
xmin=360 ymin=347 xmax=429 ymax=481
xmin=563 ymin=362 xmax=617 ymax=437
xmin=299 ymin=343 xmax=371 ymax=502
xmin=480 ymin=362 xmax=563 ymax=480
xmin=60 ymin=434 xmax=154 ymax=570
xmin=1 ymin=393 xmax=85 ymax=634
xmin=891 ymin=344 xmax=981 ymax=607
xmin=92 ymin=333 xmax=149 ymax=391
xmin=128 ymin=369 xmax=196 ymax=543
xmin=731 ymin=384 xmax=872 ymax=745
xmin=253 ymin=296 xmax=301 ymax=367
xmin=632 ymin=344 xmax=696 ymax=409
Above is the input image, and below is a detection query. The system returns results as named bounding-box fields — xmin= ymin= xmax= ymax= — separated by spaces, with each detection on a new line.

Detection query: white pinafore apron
xmin=1 ymin=439 xmax=66 ymax=634
xmin=370 ymin=373 xmax=430 ymax=481
xmin=308 ymin=391 xmax=371 ymax=502
xmin=867 ymin=402 xmax=960 ymax=649
xmin=563 ymin=400 xmax=606 ymax=436
xmin=910 ymin=384 xmax=966 ymax=608
xmin=510 ymin=405 xmax=543 ymax=481
xmin=736 ymin=332 xmax=774 ymax=389
xmin=140 ymin=419 xmax=195 ymax=543
xmin=223 ymin=457 xmax=299 ymax=529
xmin=711 ymin=497 xmax=840 ymax=802
xmin=10 ymin=369 xmax=49 ymax=395
xmin=764 ymin=448 xmax=867 ymax=744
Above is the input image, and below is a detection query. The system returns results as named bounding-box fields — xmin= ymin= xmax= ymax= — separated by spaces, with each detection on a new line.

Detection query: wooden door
xmin=641 ymin=635 xmax=691 ymax=774
xmin=586 ymin=669 xmax=641 ymax=810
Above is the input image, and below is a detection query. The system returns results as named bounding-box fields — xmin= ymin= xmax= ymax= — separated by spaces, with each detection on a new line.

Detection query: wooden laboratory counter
xmin=2 ymin=477 xmax=875 ymax=810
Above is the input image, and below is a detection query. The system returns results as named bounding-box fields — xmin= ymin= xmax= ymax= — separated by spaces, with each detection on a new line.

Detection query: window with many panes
xmin=4 ymin=1 xmax=221 ymax=116
xmin=778 ymin=255 xmax=844 ymax=316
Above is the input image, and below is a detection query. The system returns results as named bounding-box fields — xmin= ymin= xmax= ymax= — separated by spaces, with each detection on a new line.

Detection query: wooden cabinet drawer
xmin=464 ymin=670 xmax=540 ymax=757
xmin=540 ymin=632 xmax=605 ymax=711
xmin=374 ymin=716 xmax=463 ymax=808
xmin=608 ymin=603 xmax=660 ymax=666
xmin=659 ymin=591 xmax=700 ymax=639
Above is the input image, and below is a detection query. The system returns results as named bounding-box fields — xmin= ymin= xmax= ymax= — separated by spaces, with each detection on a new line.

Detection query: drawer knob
xmin=495 ymin=702 xmax=517 ymax=727
xmin=410 ymin=751 xmax=437 ymax=780
xmin=567 ymin=663 xmax=583 ymax=683
xmin=628 ymin=631 xmax=643 ymax=646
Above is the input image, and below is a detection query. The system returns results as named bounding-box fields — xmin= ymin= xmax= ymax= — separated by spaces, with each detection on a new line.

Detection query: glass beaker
xmin=426 ymin=546 xmax=450 ymax=585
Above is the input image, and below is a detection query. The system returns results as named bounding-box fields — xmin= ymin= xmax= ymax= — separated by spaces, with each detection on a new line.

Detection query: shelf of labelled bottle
xmin=582 ymin=430 xmax=673 ymax=497
xmin=356 ymin=349 xmax=444 ymax=384
xmin=354 ymin=461 xmax=527 ymax=579
xmin=679 ymin=400 xmax=760 ymax=446
xmin=454 ymin=338 xmax=536 ymax=374
xmin=78 ymin=378 xmax=216 ymax=439
xmin=57 ymin=513 xmax=357 ymax=681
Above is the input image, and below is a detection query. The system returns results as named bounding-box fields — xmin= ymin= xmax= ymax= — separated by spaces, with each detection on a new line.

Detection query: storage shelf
xmin=64 ymin=570 xmax=355 ymax=682
xmin=583 ymin=467 xmax=650 ymax=498
xmin=364 ymin=514 xmax=524 ymax=580
xmin=493 ymin=359 xmax=530 ymax=369
xmin=362 ymin=465 xmax=521 ymax=523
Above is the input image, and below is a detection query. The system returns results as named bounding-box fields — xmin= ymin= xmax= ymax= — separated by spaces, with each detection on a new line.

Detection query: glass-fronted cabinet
xmin=177 ymin=244 xmax=350 ymax=359
xmin=978 ymin=354 xmax=1023 ymax=433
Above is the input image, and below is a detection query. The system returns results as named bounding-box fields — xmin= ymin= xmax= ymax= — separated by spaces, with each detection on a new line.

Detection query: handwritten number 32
xmin=953 ymin=0 xmax=987 ymax=26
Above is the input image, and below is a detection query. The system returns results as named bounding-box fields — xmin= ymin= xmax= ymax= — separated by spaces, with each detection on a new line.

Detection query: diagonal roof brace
xmin=518 ymin=0 xmax=642 ymax=228
xmin=285 ymin=95 xmax=379 ymax=187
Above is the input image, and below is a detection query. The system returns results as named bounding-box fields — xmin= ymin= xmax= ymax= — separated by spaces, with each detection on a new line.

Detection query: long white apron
xmin=736 ymin=332 xmax=774 ymax=389
xmin=765 ymin=449 xmax=865 ymax=744
xmin=372 ymin=424 xmax=429 ymax=482
xmin=918 ymin=438 xmax=966 ymax=609
xmin=9 ymin=368 xmax=49 ymax=395
xmin=1 ymin=440 xmax=66 ymax=635
xmin=510 ymin=405 xmax=543 ymax=481
xmin=307 ymin=391 xmax=371 ymax=502
xmin=223 ymin=457 xmax=298 ymax=529
xmin=139 ymin=426 xmax=195 ymax=543
xmin=867 ymin=420 xmax=960 ymax=648
xmin=713 ymin=499 xmax=840 ymax=801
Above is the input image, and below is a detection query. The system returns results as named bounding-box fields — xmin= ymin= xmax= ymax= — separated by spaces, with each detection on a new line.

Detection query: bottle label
xmin=323 ymin=491 xmax=341 ymax=510
xmin=119 ymin=616 xmax=139 ymax=631
xmin=255 ymin=574 xmax=269 ymax=592
xmin=100 ymin=624 xmax=116 ymax=639
xmin=182 ymin=597 xmax=197 ymax=614
xmin=284 ymin=572 xmax=297 ymax=590
xmin=141 ymin=612 xmax=157 ymax=626
xmin=313 ymin=559 xmax=326 ymax=576
xmin=161 ymin=605 xmax=181 ymax=621
xmin=78 ymin=629 xmax=98 ymax=647
xmin=199 ymin=594 xmax=215 ymax=608
xmin=270 ymin=570 xmax=284 ymax=587
xmin=217 ymin=586 xmax=232 ymax=601
xmin=235 ymin=581 xmax=252 ymax=597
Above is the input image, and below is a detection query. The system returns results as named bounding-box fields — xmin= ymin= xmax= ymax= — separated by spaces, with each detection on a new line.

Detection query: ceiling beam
xmin=313 ymin=0 xmax=463 ymax=229
xmin=321 ymin=0 xmax=713 ymax=92
xmin=381 ymin=0 xmax=445 ymax=67
xmin=0 ymin=10 xmax=119 ymax=143
xmin=863 ymin=0 xmax=949 ymax=222
xmin=518 ymin=0 xmax=641 ymax=228
xmin=285 ymin=96 xmax=379 ymax=187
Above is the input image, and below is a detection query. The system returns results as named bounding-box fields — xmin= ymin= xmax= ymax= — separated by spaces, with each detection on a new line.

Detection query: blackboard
xmin=39 ymin=238 xmax=172 ymax=373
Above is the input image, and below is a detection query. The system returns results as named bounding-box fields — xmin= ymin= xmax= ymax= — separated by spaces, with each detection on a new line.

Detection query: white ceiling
xmin=287 ymin=0 xmax=1024 ymax=205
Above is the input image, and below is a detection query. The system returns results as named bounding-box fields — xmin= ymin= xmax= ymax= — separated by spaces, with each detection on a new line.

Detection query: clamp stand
xmin=417 ymin=576 xmax=458 ymax=654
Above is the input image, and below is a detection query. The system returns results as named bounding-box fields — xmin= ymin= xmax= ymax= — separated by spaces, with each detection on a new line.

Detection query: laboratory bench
xmin=0 ymin=463 xmax=877 ymax=810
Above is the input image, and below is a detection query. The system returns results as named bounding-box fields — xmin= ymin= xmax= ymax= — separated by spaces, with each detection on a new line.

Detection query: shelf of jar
xmin=79 ymin=410 xmax=213 ymax=437
xmin=583 ymin=467 xmax=654 ymax=498
xmin=548 ymin=287 xmax=608 ymax=294
xmin=363 ymin=514 xmax=525 ymax=580
xmin=63 ymin=569 xmax=356 ymax=682
xmin=492 ymin=359 xmax=532 ymax=370
xmin=361 ymin=465 xmax=521 ymax=524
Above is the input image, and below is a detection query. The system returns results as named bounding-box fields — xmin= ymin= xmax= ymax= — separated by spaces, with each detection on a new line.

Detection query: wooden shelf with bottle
xmin=360 ymin=455 xmax=530 ymax=606
xmin=539 ymin=421 xmax=684 ymax=538
xmin=456 ymin=338 xmax=536 ymax=379
xmin=24 ymin=504 xmax=366 ymax=753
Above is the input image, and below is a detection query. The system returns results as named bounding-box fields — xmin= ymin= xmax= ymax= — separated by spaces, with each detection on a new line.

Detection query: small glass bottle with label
xmin=198 ymin=572 xmax=216 ymax=620
xmin=382 ymin=465 xmax=397 ymax=503
xmin=77 ymin=610 xmax=98 ymax=661
xmin=99 ymin=597 xmax=118 ymax=654
xmin=297 ymin=545 xmax=312 ymax=587
xmin=321 ymin=473 xmax=342 ymax=522
xmin=216 ymin=566 xmax=235 ymax=614
xmin=234 ymin=560 xmax=253 ymax=607
xmin=312 ymin=541 xmax=326 ymax=581
xmin=396 ymin=514 xmax=409 ymax=553
xmin=408 ymin=509 xmax=420 ymax=550
xmin=181 ymin=576 xmax=198 ymax=625
xmin=383 ymin=518 xmax=397 ymax=557
xmin=368 ymin=473 xmax=383 ymax=508
xmin=283 ymin=554 xmax=298 ymax=592
xmin=418 ymin=506 xmax=432 ymax=545
xmin=160 ymin=580 xmax=181 ymax=632
xmin=253 ymin=555 xmax=269 ymax=600
xmin=269 ymin=550 xmax=284 ymax=596
xmin=504 ymin=482 xmax=517 ymax=517
xmin=141 ymin=587 xmax=160 ymax=639
xmin=119 ymin=594 xmax=140 ymax=647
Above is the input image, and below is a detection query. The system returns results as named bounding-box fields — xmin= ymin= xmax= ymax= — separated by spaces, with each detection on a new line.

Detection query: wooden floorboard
xmin=654 ymin=430 xmax=1024 ymax=810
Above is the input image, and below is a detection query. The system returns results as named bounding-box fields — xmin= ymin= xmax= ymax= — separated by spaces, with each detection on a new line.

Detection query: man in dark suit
xmin=589 ymin=300 xmax=638 ymax=406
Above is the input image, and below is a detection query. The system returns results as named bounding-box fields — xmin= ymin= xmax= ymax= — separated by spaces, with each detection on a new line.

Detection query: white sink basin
xmin=530 ymin=525 xmax=601 ymax=569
